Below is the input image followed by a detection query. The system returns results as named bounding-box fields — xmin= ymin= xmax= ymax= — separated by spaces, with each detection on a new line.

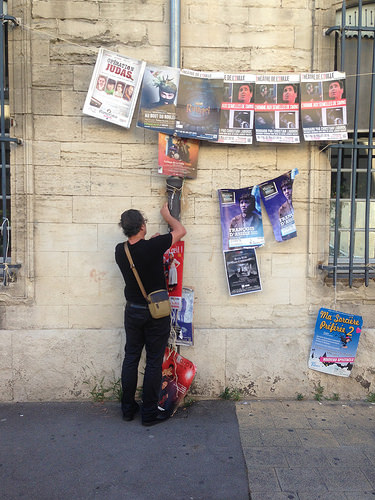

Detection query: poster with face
xmin=254 ymin=74 xmax=300 ymax=143
xmin=158 ymin=133 xmax=199 ymax=179
xmin=259 ymin=168 xmax=299 ymax=242
xmin=301 ymin=71 xmax=348 ymax=141
xmin=218 ymin=185 xmax=264 ymax=251
xmin=137 ymin=64 xmax=180 ymax=134
xmin=83 ymin=48 xmax=145 ymax=128
xmin=158 ymin=347 xmax=197 ymax=416
xmin=217 ymin=73 xmax=255 ymax=144
xmin=175 ymin=69 xmax=224 ymax=141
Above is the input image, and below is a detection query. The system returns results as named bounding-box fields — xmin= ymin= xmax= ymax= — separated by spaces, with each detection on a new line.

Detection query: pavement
xmin=0 ymin=399 xmax=374 ymax=500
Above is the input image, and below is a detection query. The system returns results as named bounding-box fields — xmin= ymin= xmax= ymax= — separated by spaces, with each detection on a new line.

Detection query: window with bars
xmin=0 ymin=0 xmax=21 ymax=284
xmin=323 ymin=0 xmax=375 ymax=286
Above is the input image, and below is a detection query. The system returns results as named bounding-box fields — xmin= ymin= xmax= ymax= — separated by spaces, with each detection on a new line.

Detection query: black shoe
xmin=142 ymin=411 xmax=169 ymax=427
xmin=122 ymin=404 xmax=140 ymax=422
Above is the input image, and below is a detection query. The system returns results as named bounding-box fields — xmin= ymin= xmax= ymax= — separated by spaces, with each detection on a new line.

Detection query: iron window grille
xmin=0 ymin=0 xmax=20 ymax=285
xmin=322 ymin=0 xmax=375 ymax=287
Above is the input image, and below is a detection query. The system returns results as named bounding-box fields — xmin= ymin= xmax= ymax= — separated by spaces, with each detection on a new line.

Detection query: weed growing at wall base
xmin=220 ymin=387 xmax=243 ymax=401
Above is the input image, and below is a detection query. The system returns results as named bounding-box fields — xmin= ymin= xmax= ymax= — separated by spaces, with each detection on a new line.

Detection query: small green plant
xmin=84 ymin=374 xmax=122 ymax=402
xmin=182 ymin=396 xmax=195 ymax=408
xmin=220 ymin=387 xmax=243 ymax=401
xmin=327 ymin=393 xmax=340 ymax=401
xmin=296 ymin=393 xmax=304 ymax=401
xmin=314 ymin=382 xmax=324 ymax=401
xmin=366 ymin=392 xmax=375 ymax=402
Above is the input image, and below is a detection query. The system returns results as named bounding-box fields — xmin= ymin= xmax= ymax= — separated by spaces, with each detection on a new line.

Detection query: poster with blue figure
xmin=218 ymin=185 xmax=264 ymax=251
xmin=259 ymin=168 xmax=298 ymax=242
xmin=175 ymin=69 xmax=224 ymax=141
xmin=308 ymin=307 xmax=363 ymax=377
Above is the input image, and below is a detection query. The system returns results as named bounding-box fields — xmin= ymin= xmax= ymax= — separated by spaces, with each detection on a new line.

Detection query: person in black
xmin=115 ymin=202 xmax=186 ymax=426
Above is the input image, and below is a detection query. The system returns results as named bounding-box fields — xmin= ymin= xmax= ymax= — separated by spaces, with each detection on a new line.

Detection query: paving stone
xmin=247 ymin=467 xmax=281 ymax=493
xmin=318 ymin=467 xmax=373 ymax=491
xmin=362 ymin=466 xmax=375 ymax=489
xmin=250 ymin=492 xmax=298 ymax=500
xmin=275 ymin=467 xmax=329 ymax=493
xmin=281 ymin=446 xmax=331 ymax=468
xmin=296 ymin=429 xmax=341 ymax=448
xmin=243 ymin=447 xmax=288 ymax=467
xmin=330 ymin=428 xmax=375 ymax=446
xmin=259 ymin=428 xmax=302 ymax=447
xmin=323 ymin=447 xmax=372 ymax=467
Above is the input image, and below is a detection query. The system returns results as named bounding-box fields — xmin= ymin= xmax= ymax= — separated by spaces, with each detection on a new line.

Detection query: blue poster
xmin=218 ymin=185 xmax=264 ymax=251
xmin=308 ymin=307 xmax=363 ymax=377
xmin=259 ymin=168 xmax=298 ymax=242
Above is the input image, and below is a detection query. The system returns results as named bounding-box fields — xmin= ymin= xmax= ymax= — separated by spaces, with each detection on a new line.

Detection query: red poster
xmin=158 ymin=347 xmax=197 ymax=416
xmin=163 ymin=241 xmax=184 ymax=308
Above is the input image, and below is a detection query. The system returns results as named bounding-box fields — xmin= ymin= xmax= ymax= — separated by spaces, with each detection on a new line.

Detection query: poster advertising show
xmin=83 ymin=48 xmax=145 ymax=128
xmin=137 ymin=64 xmax=180 ymax=134
xmin=224 ymin=247 xmax=261 ymax=296
xmin=217 ymin=73 xmax=255 ymax=145
xmin=158 ymin=347 xmax=197 ymax=416
xmin=254 ymin=74 xmax=300 ymax=143
xmin=163 ymin=242 xmax=184 ymax=309
xmin=218 ymin=185 xmax=264 ymax=251
xmin=259 ymin=168 xmax=299 ymax=242
xmin=170 ymin=286 xmax=194 ymax=346
xmin=175 ymin=69 xmax=224 ymax=141
xmin=308 ymin=308 xmax=363 ymax=377
xmin=301 ymin=71 xmax=348 ymax=141
xmin=158 ymin=133 xmax=199 ymax=179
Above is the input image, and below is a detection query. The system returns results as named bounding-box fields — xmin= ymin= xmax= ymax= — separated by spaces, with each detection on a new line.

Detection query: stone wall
xmin=1 ymin=0 xmax=374 ymax=402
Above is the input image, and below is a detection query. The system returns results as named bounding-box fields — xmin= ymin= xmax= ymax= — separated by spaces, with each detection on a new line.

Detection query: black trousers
xmin=121 ymin=304 xmax=170 ymax=421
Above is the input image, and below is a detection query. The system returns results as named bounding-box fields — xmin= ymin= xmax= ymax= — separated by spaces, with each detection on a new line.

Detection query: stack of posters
xmin=259 ymin=168 xmax=299 ymax=242
xmin=301 ymin=71 xmax=348 ymax=141
xmin=217 ymin=74 xmax=255 ymax=144
xmin=137 ymin=64 xmax=180 ymax=135
xmin=308 ymin=308 xmax=363 ymax=377
xmin=158 ymin=347 xmax=197 ymax=416
xmin=254 ymin=74 xmax=300 ymax=143
xmin=83 ymin=48 xmax=145 ymax=128
xmin=218 ymin=186 xmax=264 ymax=296
xmin=175 ymin=69 xmax=224 ymax=141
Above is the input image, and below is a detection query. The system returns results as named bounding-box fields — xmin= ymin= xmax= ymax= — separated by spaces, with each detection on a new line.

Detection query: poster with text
xmin=254 ymin=74 xmax=300 ymax=143
xmin=218 ymin=185 xmax=264 ymax=251
xmin=308 ymin=308 xmax=363 ymax=377
xmin=158 ymin=347 xmax=197 ymax=416
xmin=301 ymin=71 xmax=348 ymax=141
xmin=163 ymin=241 xmax=184 ymax=309
xmin=175 ymin=69 xmax=224 ymax=141
xmin=170 ymin=286 xmax=194 ymax=346
xmin=259 ymin=168 xmax=299 ymax=242
xmin=217 ymin=73 xmax=255 ymax=144
xmin=224 ymin=247 xmax=261 ymax=296
xmin=158 ymin=133 xmax=199 ymax=179
xmin=83 ymin=48 xmax=145 ymax=128
xmin=137 ymin=64 xmax=180 ymax=134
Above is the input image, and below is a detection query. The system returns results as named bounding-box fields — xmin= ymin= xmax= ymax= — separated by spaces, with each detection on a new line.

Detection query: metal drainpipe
xmin=166 ymin=0 xmax=183 ymax=221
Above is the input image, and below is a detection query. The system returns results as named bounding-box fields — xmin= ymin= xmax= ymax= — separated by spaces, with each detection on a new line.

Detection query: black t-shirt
xmin=115 ymin=233 xmax=172 ymax=304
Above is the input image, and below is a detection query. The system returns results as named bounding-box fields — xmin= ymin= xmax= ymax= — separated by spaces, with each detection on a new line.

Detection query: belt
xmin=127 ymin=302 xmax=148 ymax=310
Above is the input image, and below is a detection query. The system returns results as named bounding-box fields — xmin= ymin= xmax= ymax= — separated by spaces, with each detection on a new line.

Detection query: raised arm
xmin=160 ymin=202 xmax=187 ymax=246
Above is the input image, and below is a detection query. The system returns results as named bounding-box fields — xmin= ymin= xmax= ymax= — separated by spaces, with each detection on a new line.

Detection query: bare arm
xmin=160 ymin=202 xmax=186 ymax=246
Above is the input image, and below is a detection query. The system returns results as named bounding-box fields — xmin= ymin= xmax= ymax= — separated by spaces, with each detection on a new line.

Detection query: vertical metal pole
xmin=0 ymin=0 xmax=8 ymax=284
xmin=364 ymin=30 xmax=375 ymax=285
xmin=348 ymin=0 xmax=363 ymax=286
xmin=166 ymin=0 xmax=183 ymax=222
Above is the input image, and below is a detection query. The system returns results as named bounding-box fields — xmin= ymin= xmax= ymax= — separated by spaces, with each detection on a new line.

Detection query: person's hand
xmin=160 ymin=202 xmax=171 ymax=220
xmin=151 ymin=232 xmax=160 ymax=238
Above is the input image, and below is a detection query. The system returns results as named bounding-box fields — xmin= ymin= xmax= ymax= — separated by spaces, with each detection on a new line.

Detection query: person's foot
xmin=142 ymin=411 xmax=169 ymax=427
xmin=122 ymin=404 xmax=140 ymax=422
